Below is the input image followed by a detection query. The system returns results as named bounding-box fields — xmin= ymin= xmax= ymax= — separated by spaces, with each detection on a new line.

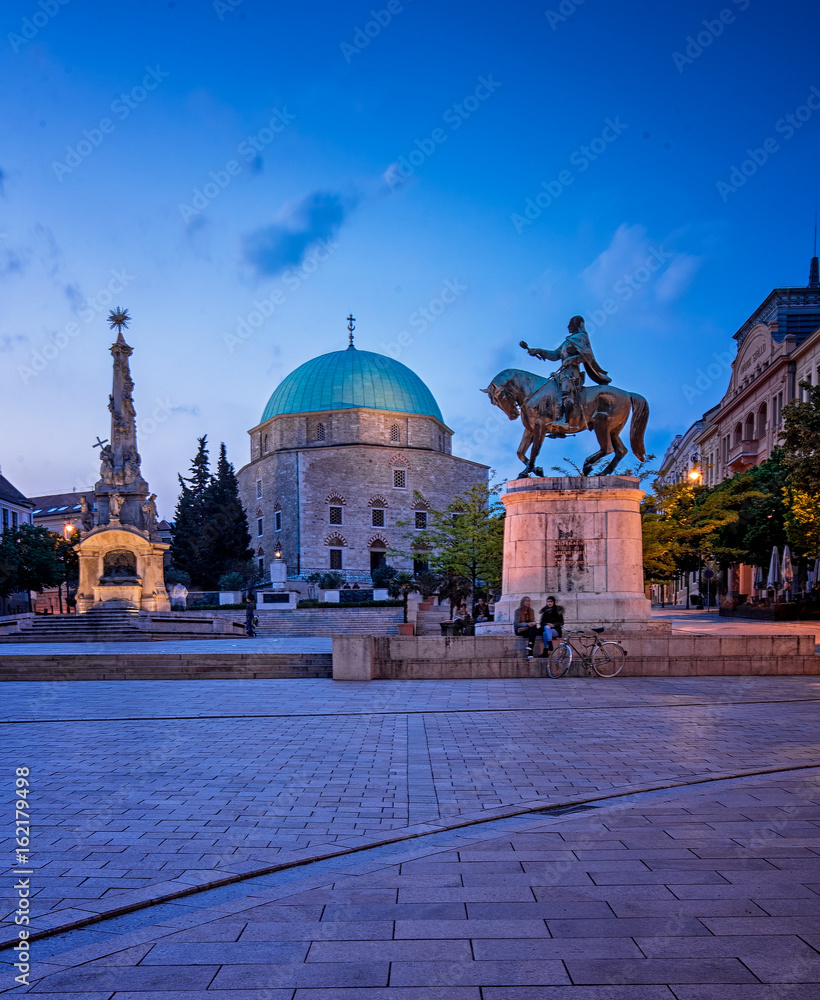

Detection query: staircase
xmin=251 ymin=607 xmax=404 ymax=637
xmin=9 ymin=607 xmax=145 ymax=643
xmin=416 ymin=603 xmax=452 ymax=636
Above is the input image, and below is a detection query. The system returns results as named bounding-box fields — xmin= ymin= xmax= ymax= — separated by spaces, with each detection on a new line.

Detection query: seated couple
xmin=514 ymin=595 xmax=564 ymax=658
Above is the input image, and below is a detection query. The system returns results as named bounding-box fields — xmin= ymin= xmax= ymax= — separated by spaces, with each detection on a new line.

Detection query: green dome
xmin=261 ymin=346 xmax=444 ymax=423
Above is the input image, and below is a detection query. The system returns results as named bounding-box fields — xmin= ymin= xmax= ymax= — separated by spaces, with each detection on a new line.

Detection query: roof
xmin=29 ymin=490 xmax=88 ymax=517
xmin=260 ymin=345 xmax=444 ymax=423
xmin=0 ymin=474 xmax=33 ymax=509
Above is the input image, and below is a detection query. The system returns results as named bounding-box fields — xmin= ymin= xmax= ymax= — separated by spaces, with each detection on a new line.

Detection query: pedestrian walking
xmin=245 ymin=593 xmax=256 ymax=638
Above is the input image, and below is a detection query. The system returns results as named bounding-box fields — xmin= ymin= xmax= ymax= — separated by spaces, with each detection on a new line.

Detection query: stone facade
xmin=657 ymin=256 xmax=820 ymax=604
xmin=238 ymin=408 xmax=488 ymax=581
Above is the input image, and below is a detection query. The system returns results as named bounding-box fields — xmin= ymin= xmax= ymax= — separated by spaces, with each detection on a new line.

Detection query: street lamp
xmin=63 ymin=522 xmax=74 ymax=538
xmin=688 ymin=468 xmax=702 ymax=483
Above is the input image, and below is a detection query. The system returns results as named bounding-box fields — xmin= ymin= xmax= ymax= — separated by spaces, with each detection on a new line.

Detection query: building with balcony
xmin=655 ymin=254 xmax=820 ymax=604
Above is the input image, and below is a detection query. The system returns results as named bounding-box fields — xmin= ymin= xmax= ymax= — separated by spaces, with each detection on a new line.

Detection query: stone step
xmin=0 ymin=652 xmax=333 ymax=680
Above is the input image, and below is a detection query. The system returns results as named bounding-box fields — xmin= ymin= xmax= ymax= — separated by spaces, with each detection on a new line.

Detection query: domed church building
xmin=237 ymin=325 xmax=489 ymax=583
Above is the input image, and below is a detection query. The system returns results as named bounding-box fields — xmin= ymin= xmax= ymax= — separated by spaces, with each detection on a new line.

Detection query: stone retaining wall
xmin=332 ymin=633 xmax=820 ymax=680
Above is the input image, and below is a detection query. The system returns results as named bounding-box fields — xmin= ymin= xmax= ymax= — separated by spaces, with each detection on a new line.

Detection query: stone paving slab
xmin=3 ymin=678 xmax=820 ymax=941
xmin=3 ymin=774 xmax=819 ymax=994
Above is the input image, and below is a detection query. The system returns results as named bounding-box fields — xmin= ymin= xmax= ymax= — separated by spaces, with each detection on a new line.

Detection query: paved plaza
xmin=1 ymin=675 xmax=819 ymax=995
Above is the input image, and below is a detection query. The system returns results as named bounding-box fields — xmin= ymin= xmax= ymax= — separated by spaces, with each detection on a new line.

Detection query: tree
xmin=403 ymin=481 xmax=505 ymax=601
xmin=641 ymin=475 xmax=764 ymax=601
xmin=387 ymin=571 xmax=417 ymax=623
xmin=170 ymin=438 xmax=253 ymax=588
xmin=205 ymin=443 xmax=253 ymax=582
xmin=0 ymin=525 xmax=65 ymax=610
xmin=170 ymin=436 xmax=212 ymax=586
xmin=781 ymin=381 xmax=820 ymax=492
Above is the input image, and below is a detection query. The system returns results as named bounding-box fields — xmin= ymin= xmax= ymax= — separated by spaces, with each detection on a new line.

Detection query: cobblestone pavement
xmin=1 ymin=770 xmax=819 ymax=996
xmin=2 ymin=676 xmax=819 ymax=951
xmin=653 ymin=608 xmax=820 ymax=644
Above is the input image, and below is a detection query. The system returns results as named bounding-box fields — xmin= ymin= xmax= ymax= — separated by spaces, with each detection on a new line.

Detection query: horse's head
xmin=481 ymin=378 xmax=520 ymax=421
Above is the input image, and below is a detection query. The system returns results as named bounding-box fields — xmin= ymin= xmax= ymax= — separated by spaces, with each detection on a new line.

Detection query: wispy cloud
xmin=0 ymin=333 xmax=27 ymax=352
xmin=242 ymin=190 xmax=359 ymax=279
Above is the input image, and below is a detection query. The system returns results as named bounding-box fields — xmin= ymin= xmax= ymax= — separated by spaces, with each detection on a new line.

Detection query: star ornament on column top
xmin=107 ymin=308 xmax=130 ymax=332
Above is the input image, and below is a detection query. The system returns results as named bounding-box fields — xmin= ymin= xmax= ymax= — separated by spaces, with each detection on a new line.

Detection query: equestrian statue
xmin=483 ymin=315 xmax=649 ymax=478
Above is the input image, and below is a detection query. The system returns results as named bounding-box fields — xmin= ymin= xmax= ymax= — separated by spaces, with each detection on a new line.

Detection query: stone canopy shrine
xmin=75 ymin=310 xmax=170 ymax=613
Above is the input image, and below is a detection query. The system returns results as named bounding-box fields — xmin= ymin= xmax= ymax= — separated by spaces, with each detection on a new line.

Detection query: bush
xmin=318 ymin=572 xmax=344 ymax=590
xmin=371 ymin=563 xmax=398 ymax=588
xmin=218 ymin=571 xmax=245 ymax=591
xmin=165 ymin=568 xmax=191 ymax=587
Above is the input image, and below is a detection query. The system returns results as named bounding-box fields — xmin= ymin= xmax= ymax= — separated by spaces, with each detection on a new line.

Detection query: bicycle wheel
xmin=546 ymin=642 xmax=572 ymax=678
xmin=591 ymin=641 xmax=626 ymax=678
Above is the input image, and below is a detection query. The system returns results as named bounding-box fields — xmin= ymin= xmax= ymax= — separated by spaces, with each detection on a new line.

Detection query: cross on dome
xmin=347 ymin=313 xmax=356 ymax=347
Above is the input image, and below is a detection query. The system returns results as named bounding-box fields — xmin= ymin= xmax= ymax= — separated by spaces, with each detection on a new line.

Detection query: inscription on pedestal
xmin=554 ymin=527 xmax=586 ymax=593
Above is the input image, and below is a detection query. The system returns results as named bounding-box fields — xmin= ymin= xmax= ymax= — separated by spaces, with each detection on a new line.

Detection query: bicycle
xmin=545 ymin=627 xmax=626 ymax=678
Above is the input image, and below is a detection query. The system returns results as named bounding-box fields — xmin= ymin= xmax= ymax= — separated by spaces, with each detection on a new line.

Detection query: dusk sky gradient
xmin=2 ymin=0 xmax=819 ymax=515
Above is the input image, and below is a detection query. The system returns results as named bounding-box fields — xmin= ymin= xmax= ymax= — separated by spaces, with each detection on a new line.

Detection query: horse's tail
xmin=629 ymin=393 xmax=649 ymax=462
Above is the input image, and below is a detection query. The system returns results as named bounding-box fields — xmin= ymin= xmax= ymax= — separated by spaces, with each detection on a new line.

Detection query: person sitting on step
xmin=514 ymin=596 xmax=540 ymax=657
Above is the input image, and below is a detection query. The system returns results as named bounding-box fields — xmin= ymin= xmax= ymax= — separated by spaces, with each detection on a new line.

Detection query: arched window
xmin=326 ymin=535 xmax=346 ymax=571
xmin=317 ymin=423 xmax=326 ymax=442
xmin=757 ymin=402 xmax=767 ymax=438
xmin=263 ymin=434 xmax=269 ymax=454
xmin=734 ymin=423 xmax=742 ymax=447
xmin=744 ymin=413 xmax=755 ymax=441
xmin=390 ymin=423 xmax=400 ymax=443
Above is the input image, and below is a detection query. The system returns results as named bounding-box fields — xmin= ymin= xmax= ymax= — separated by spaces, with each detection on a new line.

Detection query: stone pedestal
xmin=76 ymin=525 xmax=170 ymax=613
xmin=494 ymin=475 xmax=650 ymax=627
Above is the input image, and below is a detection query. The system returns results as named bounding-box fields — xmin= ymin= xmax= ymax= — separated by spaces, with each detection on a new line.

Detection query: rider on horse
xmin=520 ymin=316 xmax=611 ymax=435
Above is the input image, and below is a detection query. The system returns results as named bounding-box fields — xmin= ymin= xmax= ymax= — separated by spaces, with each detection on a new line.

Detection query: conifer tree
xmin=204 ymin=443 xmax=253 ymax=583
xmin=170 ymin=438 xmax=253 ymax=588
xmin=170 ymin=437 xmax=213 ymax=586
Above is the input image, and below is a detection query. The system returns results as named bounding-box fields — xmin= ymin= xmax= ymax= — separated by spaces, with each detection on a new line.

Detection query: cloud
xmin=654 ymin=253 xmax=702 ymax=303
xmin=581 ymin=224 xmax=652 ymax=298
xmin=0 ymin=333 xmax=27 ymax=352
xmin=242 ymin=190 xmax=358 ymax=279
xmin=63 ymin=282 xmax=85 ymax=314
xmin=581 ymin=223 xmax=703 ymax=304
xmin=169 ymin=403 xmax=201 ymax=417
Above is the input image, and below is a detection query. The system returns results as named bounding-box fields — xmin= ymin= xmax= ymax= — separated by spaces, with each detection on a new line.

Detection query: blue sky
xmin=1 ymin=0 xmax=819 ymax=514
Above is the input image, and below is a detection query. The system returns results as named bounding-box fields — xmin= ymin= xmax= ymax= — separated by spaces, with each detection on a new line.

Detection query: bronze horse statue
xmin=483 ymin=368 xmax=649 ymax=477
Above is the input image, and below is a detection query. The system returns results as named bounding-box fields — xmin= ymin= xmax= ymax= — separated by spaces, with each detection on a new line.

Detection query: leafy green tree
xmin=711 ymin=452 xmax=788 ymax=565
xmin=781 ymin=381 xmax=820 ymax=492
xmin=0 ymin=525 xmax=65 ymax=610
xmin=641 ymin=475 xmax=763 ymax=600
xmin=402 ymin=481 xmax=504 ymax=601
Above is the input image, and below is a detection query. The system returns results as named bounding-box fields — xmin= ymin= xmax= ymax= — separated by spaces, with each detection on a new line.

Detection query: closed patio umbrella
xmin=753 ymin=565 xmax=765 ymax=591
xmin=781 ymin=545 xmax=794 ymax=599
xmin=766 ymin=546 xmax=781 ymax=590
xmin=812 ymin=553 xmax=820 ymax=589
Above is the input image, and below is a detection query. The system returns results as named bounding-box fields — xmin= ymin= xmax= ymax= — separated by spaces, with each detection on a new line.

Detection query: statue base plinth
xmin=494 ymin=475 xmax=650 ymax=628
xmin=76 ymin=524 xmax=170 ymax=614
